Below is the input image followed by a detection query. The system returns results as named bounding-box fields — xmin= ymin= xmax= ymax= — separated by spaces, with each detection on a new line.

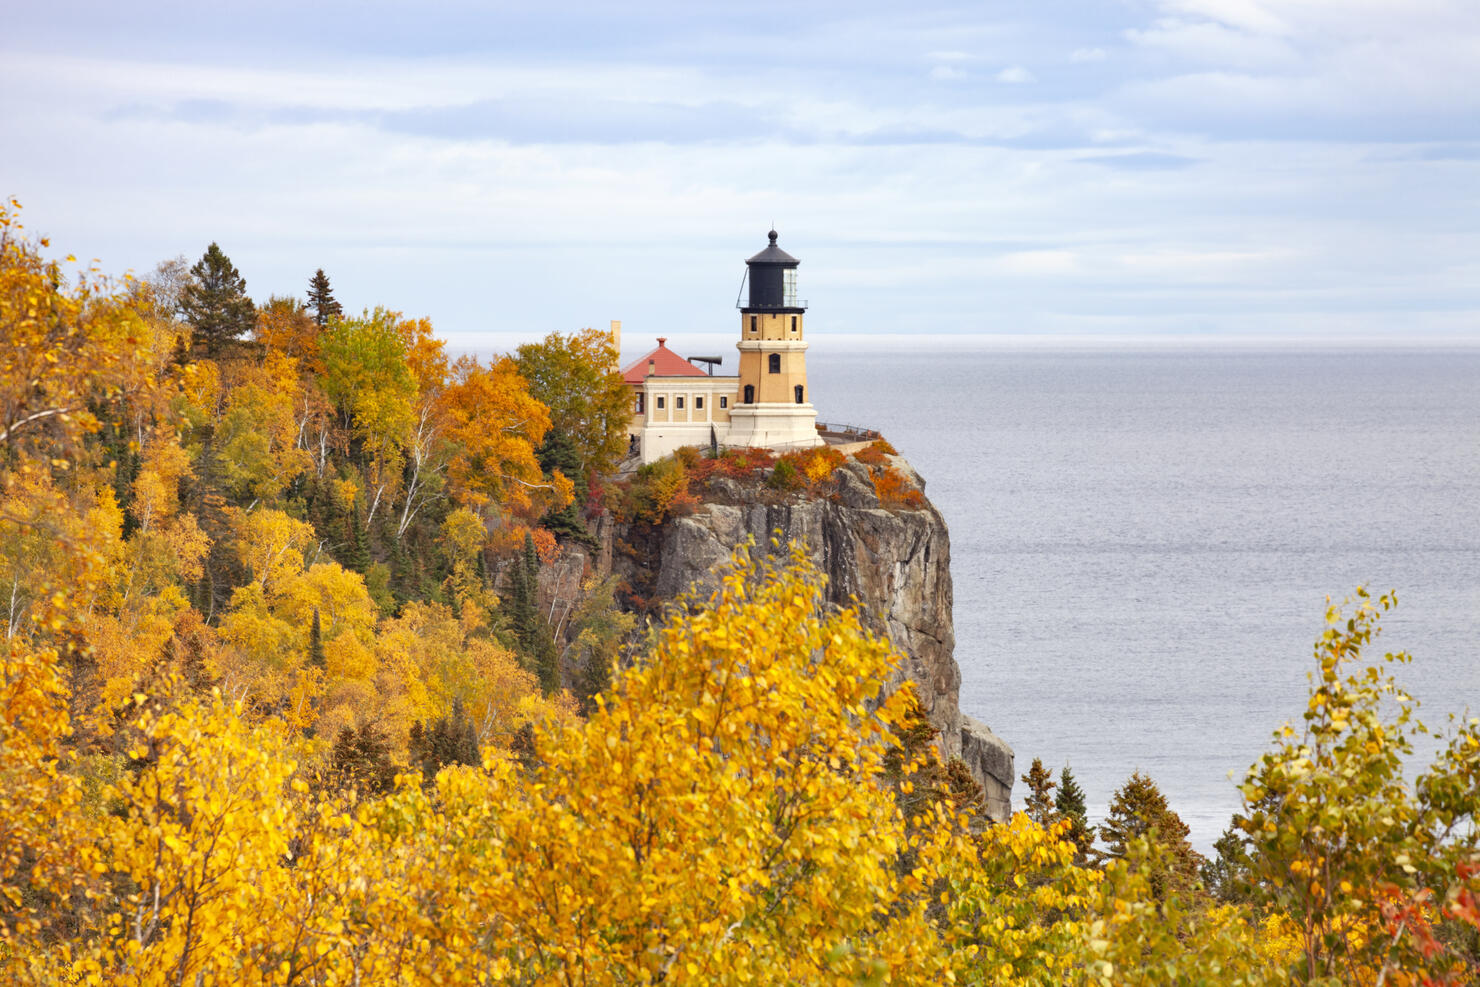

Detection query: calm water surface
xmin=808 ymin=340 xmax=1480 ymax=849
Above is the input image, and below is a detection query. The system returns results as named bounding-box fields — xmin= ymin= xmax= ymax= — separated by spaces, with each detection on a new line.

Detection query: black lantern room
xmin=739 ymin=230 xmax=805 ymax=313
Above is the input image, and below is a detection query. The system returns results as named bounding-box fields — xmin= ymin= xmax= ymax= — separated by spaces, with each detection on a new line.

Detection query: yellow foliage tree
xmin=441 ymin=355 xmax=567 ymax=522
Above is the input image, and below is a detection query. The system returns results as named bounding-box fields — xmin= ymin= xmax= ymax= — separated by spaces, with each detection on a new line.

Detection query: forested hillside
xmin=2 ymin=202 xmax=1478 ymax=985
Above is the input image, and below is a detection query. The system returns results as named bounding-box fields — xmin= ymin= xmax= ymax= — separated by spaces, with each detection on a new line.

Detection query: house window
xmin=695 ymin=396 xmax=704 ymax=410
xmin=720 ymin=396 xmax=728 ymax=409
xmin=656 ymin=396 xmax=665 ymax=410
xmin=635 ymin=394 xmax=644 ymax=414
xmin=794 ymin=385 xmax=805 ymax=404
xmin=743 ymin=385 xmax=754 ymax=403
xmin=791 ymin=316 xmax=797 ymax=332
xmin=676 ymin=396 xmax=684 ymax=410
xmin=768 ymin=353 xmax=781 ymax=374
xmin=750 ymin=315 xmax=757 ymax=332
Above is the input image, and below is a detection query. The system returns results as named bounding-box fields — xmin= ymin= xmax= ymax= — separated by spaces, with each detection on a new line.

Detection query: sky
xmin=3 ymin=0 xmax=1479 ymax=349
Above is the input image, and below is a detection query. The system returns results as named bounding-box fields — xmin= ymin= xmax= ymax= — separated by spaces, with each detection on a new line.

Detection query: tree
xmin=1202 ymin=825 xmax=1256 ymax=905
xmin=320 ymin=308 xmax=419 ymax=522
xmin=308 ymin=608 xmax=325 ymax=668
xmin=329 ymin=723 xmax=396 ymax=797
xmin=514 ymin=327 xmax=632 ymax=481
xmin=1101 ymin=770 xmax=1203 ymax=898
xmin=255 ymin=294 xmax=322 ymax=369
xmin=1021 ymin=756 xmax=1057 ymax=824
xmin=504 ymin=532 xmax=559 ymax=694
xmin=1055 ymin=764 xmax=1095 ymax=860
xmin=408 ymin=699 xmax=480 ymax=782
xmin=306 ymin=268 xmax=343 ymax=326
xmin=0 ymin=200 xmax=140 ymax=460
xmin=179 ymin=243 xmax=255 ymax=352
xmin=1237 ymin=589 xmax=1480 ymax=983
xmin=440 ymin=355 xmax=564 ymax=521
xmin=567 ymin=575 xmax=633 ymax=716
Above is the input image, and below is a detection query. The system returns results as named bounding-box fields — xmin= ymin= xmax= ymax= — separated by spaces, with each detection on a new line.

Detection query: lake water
xmin=806 ymin=338 xmax=1480 ymax=850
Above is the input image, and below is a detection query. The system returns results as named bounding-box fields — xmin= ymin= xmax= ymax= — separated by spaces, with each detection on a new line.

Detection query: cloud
xmin=2 ymin=2 xmax=1478 ymax=338
xmin=1076 ymin=151 xmax=1199 ymax=170
xmin=1414 ymin=144 xmax=1480 ymax=161
xmin=1125 ymin=17 xmax=1297 ymax=68
xmin=1157 ymin=0 xmax=1291 ymax=36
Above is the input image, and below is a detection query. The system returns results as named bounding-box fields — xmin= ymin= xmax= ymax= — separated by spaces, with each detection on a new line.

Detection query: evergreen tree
xmin=504 ymin=536 xmax=537 ymax=655
xmin=1020 ymin=757 xmax=1058 ymax=825
xmin=306 ymin=268 xmax=343 ymax=326
xmin=180 ymin=243 xmax=255 ymax=353
xmin=308 ymin=608 xmax=326 ymax=668
xmin=577 ymin=643 xmax=612 ymax=717
xmin=342 ymin=498 xmax=372 ymax=573
xmin=531 ymin=609 xmax=560 ymax=698
xmin=942 ymin=758 xmax=986 ymax=817
xmin=537 ymin=429 xmax=597 ymax=548
xmin=328 ymin=725 xmax=396 ymax=798
xmin=1202 ymin=825 xmax=1257 ymax=904
xmin=1102 ymin=771 xmax=1204 ymax=898
xmin=408 ymin=699 xmax=481 ymax=783
xmin=1055 ymin=764 xmax=1096 ymax=860
xmin=504 ymin=533 xmax=560 ymax=694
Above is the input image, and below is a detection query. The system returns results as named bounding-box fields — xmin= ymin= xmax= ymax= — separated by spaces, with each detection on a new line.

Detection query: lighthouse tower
xmin=725 ymin=230 xmax=823 ymax=451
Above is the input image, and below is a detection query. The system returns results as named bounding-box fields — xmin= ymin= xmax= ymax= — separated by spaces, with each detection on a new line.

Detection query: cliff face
xmin=609 ymin=457 xmax=1014 ymax=820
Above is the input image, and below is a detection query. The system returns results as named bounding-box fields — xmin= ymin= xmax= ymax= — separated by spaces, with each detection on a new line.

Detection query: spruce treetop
xmin=307 ymin=267 xmax=343 ymax=326
xmin=1020 ymin=756 xmax=1058 ymax=825
xmin=179 ymin=242 xmax=255 ymax=353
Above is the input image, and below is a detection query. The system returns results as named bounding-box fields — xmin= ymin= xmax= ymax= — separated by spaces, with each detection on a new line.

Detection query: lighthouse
xmin=725 ymin=230 xmax=823 ymax=451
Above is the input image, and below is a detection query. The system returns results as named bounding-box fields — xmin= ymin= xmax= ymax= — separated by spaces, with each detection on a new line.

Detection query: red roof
xmin=621 ymin=337 xmax=710 ymax=384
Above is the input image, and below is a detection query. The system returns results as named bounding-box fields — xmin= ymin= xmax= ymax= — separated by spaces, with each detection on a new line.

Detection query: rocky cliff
xmin=607 ymin=455 xmax=1015 ymax=819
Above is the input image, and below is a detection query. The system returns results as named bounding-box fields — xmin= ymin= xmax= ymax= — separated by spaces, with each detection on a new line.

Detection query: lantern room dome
xmin=746 ymin=229 xmax=799 ymax=267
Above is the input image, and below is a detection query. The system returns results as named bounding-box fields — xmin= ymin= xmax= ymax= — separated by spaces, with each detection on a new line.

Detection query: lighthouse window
xmin=790 ymin=316 xmax=797 ymax=332
xmin=768 ymin=353 xmax=781 ymax=374
xmin=743 ymin=385 xmax=754 ymax=403
xmin=784 ymin=268 xmax=798 ymax=307
xmin=750 ymin=315 xmax=757 ymax=333
xmin=795 ymin=385 xmax=805 ymax=404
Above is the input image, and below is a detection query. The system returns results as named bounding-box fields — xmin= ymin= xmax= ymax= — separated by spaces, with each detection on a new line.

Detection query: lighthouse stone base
xmin=724 ymin=403 xmax=823 ymax=452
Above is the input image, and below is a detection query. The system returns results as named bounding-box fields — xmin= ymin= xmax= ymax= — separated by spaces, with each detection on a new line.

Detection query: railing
xmin=735 ymin=300 xmax=808 ymax=310
xmin=814 ymin=421 xmax=881 ymax=441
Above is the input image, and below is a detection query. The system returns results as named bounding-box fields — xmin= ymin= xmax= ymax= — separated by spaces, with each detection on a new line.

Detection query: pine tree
xmin=505 ymin=533 xmax=560 ymax=694
xmin=577 ymin=644 xmax=612 ymax=716
xmin=342 ymin=499 xmax=372 ymax=573
xmin=504 ymin=538 xmax=536 ymax=657
xmin=328 ymin=725 xmax=396 ymax=798
xmin=408 ymin=699 xmax=481 ymax=783
xmin=1021 ymin=757 xmax=1058 ymax=824
xmin=537 ymin=429 xmax=596 ymax=547
xmin=180 ymin=243 xmax=255 ymax=353
xmin=1055 ymin=764 xmax=1095 ymax=860
xmin=1102 ymin=771 xmax=1204 ymax=898
xmin=308 ymin=608 xmax=326 ymax=668
xmin=306 ymin=268 xmax=343 ymax=326
xmin=1202 ymin=826 xmax=1256 ymax=904
xmin=535 ymin=633 xmax=560 ymax=696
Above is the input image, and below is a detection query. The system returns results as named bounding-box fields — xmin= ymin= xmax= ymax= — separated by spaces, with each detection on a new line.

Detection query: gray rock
xmin=961 ymin=716 xmax=1015 ymax=821
xmin=610 ymin=457 xmax=1015 ymax=820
